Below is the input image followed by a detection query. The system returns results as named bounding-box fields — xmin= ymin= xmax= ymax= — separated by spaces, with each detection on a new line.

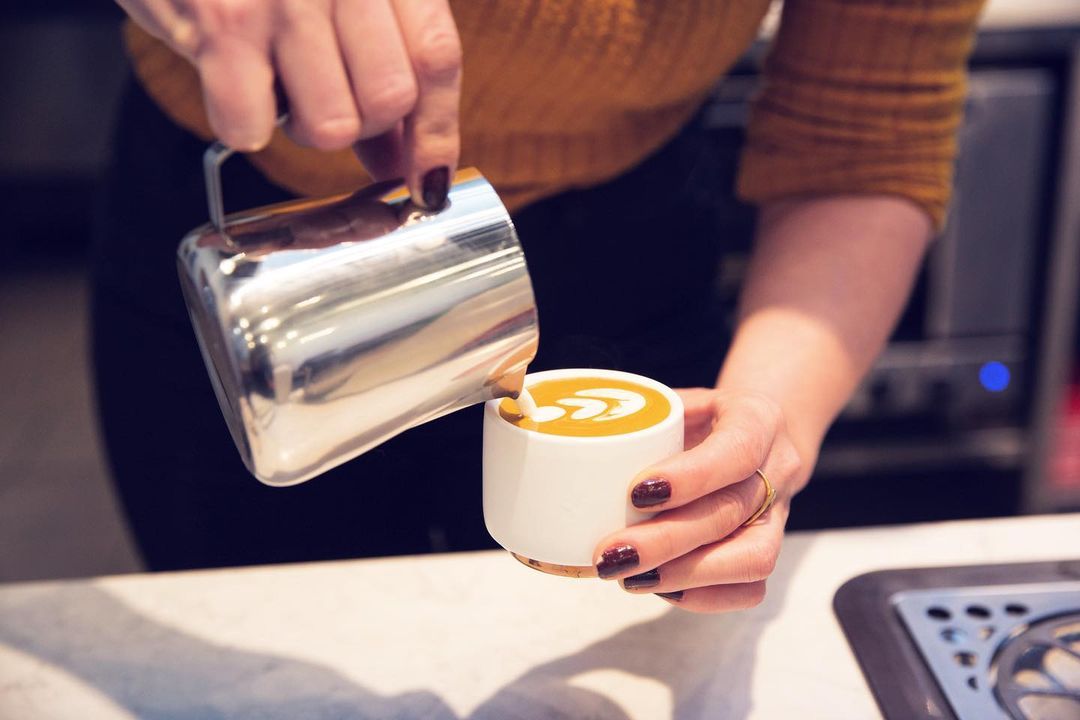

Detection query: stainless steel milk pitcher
xmin=177 ymin=141 xmax=539 ymax=486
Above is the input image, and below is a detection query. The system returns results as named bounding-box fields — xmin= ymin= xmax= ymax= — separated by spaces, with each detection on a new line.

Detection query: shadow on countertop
xmin=0 ymin=582 xmax=457 ymax=719
xmin=0 ymin=541 xmax=808 ymax=719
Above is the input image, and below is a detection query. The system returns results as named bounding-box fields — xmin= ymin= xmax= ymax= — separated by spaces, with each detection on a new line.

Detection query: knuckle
xmin=780 ymin=444 xmax=804 ymax=482
xmin=743 ymin=391 xmax=781 ymax=424
xmin=727 ymin=425 xmax=762 ymax=468
xmin=169 ymin=20 xmax=200 ymax=56
xmin=276 ymin=0 xmax=315 ymax=25
xmin=414 ymin=116 xmax=458 ymax=145
xmin=364 ymin=79 xmax=418 ymax=125
xmin=413 ymin=31 xmax=462 ymax=82
xmin=196 ymin=0 xmax=260 ymax=35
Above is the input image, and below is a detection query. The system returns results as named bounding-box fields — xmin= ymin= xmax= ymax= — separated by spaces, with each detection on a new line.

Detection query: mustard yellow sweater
xmin=126 ymin=0 xmax=986 ymax=228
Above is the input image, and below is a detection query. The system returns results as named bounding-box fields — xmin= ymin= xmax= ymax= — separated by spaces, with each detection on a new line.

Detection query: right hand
xmin=118 ymin=0 xmax=462 ymax=207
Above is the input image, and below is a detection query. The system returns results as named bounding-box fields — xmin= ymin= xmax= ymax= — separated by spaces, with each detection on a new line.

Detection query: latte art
xmin=527 ymin=388 xmax=646 ymax=423
xmin=499 ymin=377 xmax=671 ymax=437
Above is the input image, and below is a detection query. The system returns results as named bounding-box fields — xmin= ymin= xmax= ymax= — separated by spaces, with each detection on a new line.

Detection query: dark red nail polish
xmin=623 ymin=569 xmax=660 ymax=589
xmin=656 ymin=591 xmax=684 ymax=601
xmin=631 ymin=478 xmax=671 ymax=508
xmin=421 ymin=166 xmax=449 ymax=209
xmin=596 ymin=544 xmax=639 ymax=578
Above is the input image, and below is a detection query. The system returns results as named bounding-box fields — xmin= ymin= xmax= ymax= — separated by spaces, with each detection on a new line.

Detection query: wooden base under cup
xmin=510 ymin=553 xmax=598 ymax=579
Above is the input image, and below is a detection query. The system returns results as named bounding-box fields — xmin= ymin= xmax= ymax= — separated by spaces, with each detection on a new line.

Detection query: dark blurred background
xmin=1 ymin=1 xmax=1078 ymax=582
xmin=2 ymin=2 xmax=139 ymax=581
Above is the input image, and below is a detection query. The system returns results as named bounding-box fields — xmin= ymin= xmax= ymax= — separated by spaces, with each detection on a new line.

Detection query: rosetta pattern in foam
xmin=530 ymin=388 xmax=646 ymax=423
xmin=499 ymin=377 xmax=671 ymax=437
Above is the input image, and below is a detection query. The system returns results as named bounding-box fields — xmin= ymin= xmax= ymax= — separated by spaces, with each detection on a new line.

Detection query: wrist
xmin=714 ymin=196 xmax=932 ymax=483
xmin=714 ymin=313 xmax=850 ymax=473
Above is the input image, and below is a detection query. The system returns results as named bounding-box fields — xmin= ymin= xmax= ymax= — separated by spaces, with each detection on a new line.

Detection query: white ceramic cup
xmin=482 ymin=368 xmax=684 ymax=575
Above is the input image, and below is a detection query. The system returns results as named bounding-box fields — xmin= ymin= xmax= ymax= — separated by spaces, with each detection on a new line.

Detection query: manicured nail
xmin=596 ymin=544 xmax=639 ymax=578
xmin=631 ymin=478 xmax=671 ymax=508
xmin=656 ymin=591 xmax=684 ymax=601
xmin=421 ymin=166 xmax=450 ymax=209
xmin=623 ymin=569 xmax=660 ymax=589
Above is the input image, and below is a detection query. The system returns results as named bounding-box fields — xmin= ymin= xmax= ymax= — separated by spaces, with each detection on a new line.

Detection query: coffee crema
xmin=498 ymin=376 xmax=671 ymax=437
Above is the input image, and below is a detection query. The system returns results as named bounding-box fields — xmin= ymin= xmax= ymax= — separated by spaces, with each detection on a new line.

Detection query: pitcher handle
xmin=203 ymin=114 xmax=289 ymax=232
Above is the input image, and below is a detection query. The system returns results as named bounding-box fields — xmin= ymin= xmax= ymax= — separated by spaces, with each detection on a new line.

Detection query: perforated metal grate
xmin=893 ymin=583 xmax=1080 ymax=719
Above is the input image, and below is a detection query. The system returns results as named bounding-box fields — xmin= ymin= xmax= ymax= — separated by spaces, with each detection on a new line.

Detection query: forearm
xmin=716 ymin=195 xmax=933 ymax=477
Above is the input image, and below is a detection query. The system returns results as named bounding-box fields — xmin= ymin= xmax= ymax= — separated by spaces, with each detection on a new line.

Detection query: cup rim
xmin=484 ymin=368 xmax=684 ymax=444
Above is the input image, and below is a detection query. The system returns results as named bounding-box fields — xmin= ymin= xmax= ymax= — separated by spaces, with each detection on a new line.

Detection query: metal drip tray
xmin=895 ymin=584 xmax=1080 ymax=719
xmin=834 ymin=561 xmax=1080 ymax=719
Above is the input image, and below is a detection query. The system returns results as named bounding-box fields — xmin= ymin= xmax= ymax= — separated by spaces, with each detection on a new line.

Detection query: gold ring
xmin=743 ymin=468 xmax=776 ymax=526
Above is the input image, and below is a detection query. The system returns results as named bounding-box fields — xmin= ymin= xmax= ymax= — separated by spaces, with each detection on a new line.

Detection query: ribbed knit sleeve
xmin=736 ymin=0 xmax=986 ymax=229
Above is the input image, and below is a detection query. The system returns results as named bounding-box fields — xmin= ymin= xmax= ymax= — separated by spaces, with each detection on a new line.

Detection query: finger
xmin=656 ymin=580 xmax=768 ymax=614
xmin=271 ymin=0 xmax=361 ymax=150
xmin=119 ymin=0 xmax=198 ymax=56
xmin=335 ymin=0 xmax=418 ymax=140
xmin=628 ymin=393 xmax=779 ymax=512
xmin=355 ymin=124 xmax=407 ymax=181
xmin=675 ymin=388 xmax=718 ymax=424
xmin=594 ymin=474 xmax=767 ymax=581
xmin=191 ymin=0 xmax=275 ymax=150
xmin=391 ymin=0 xmax=462 ymax=208
xmin=620 ymin=505 xmax=787 ymax=594
xmin=675 ymin=388 xmax=717 ymax=450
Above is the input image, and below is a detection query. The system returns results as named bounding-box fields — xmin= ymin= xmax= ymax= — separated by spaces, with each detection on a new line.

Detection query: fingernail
xmin=631 ymin=478 xmax=671 ymax=508
xmin=623 ymin=569 xmax=660 ymax=589
xmin=656 ymin=591 xmax=684 ymax=601
xmin=596 ymin=544 xmax=639 ymax=579
xmin=421 ymin=166 xmax=450 ymax=209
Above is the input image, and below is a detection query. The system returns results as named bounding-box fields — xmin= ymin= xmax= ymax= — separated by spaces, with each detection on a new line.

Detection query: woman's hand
xmin=591 ymin=388 xmax=813 ymax=613
xmin=589 ymin=196 xmax=931 ymax=613
xmin=117 ymin=0 xmax=461 ymax=207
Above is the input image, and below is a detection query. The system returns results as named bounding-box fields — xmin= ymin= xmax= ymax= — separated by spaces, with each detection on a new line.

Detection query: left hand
xmin=591 ymin=387 xmax=813 ymax=613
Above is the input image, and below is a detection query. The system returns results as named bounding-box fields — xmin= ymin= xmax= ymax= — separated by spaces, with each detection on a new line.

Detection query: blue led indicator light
xmin=978 ymin=361 xmax=1010 ymax=393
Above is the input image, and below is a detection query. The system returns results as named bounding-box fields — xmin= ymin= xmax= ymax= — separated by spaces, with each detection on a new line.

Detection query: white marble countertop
xmin=1 ymin=513 xmax=1078 ymax=719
